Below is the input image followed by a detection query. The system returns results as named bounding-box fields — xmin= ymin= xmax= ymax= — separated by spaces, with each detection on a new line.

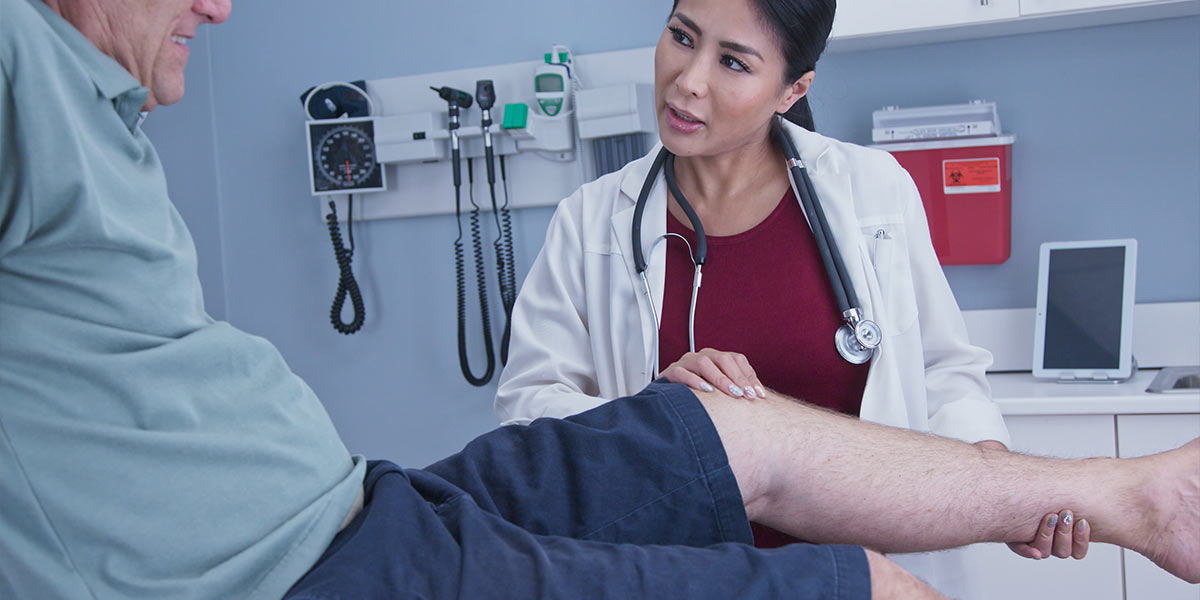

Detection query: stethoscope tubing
xmin=776 ymin=126 xmax=859 ymax=314
xmin=663 ymin=153 xmax=708 ymax=267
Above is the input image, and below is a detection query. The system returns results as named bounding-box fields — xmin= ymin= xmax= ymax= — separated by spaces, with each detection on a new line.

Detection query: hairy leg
xmin=693 ymin=388 xmax=1200 ymax=583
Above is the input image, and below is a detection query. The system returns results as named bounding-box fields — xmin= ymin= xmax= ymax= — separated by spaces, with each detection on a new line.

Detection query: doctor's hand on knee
xmin=661 ymin=348 xmax=767 ymax=400
xmin=975 ymin=441 xmax=1092 ymax=560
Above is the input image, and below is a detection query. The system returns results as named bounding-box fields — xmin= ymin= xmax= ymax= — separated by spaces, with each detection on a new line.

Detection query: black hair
xmin=668 ymin=0 xmax=836 ymax=131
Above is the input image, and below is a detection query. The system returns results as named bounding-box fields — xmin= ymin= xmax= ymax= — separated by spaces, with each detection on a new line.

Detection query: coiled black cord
xmin=326 ymin=197 xmax=364 ymax=334
xmin=496 ymin=155 xmax=517 ymax=364
xmin=456 ymin=160 xmax=495 ymax=386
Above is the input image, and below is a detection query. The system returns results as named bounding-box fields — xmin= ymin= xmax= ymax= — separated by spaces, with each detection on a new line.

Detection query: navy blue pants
xmin=284 ymin=383 xmax=869 ymax=599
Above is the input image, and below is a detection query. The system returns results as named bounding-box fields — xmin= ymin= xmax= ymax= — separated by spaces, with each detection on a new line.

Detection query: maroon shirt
xmin=658 ymin=187 xmax=870 ymax=415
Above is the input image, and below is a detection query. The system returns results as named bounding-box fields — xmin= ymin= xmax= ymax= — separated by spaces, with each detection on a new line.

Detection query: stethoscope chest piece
xmin=835 ymin=322 xmax=877 ymax=364
xmin=854 ymin=319 xmax=882 ymax=348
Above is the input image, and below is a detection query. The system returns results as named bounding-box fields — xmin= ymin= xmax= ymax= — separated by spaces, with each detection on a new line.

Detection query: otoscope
xmin=475 ymin=80 xmax=517 ymax=365
xmin=430 ymin=86 xmax=473 ymax=188
xmin=432 ymin=85 xmax=496 ymax=387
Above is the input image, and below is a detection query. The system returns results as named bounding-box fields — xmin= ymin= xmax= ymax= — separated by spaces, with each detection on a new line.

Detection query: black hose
xmin=495 ymin=155 xmax=517 ymax=364
xmin=455 ymin=163 xmax=495 ymax=386
xmin=326 ymin=198 xmax=365 ymax=334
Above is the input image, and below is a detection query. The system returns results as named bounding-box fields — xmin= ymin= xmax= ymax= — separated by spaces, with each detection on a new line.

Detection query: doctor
xmin=496 ymin=0 xmax=1085 ymax=590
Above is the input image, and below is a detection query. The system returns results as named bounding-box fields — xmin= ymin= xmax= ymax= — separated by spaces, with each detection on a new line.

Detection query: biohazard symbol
xmin=943 ymin=158 xmax=1001 ymax=189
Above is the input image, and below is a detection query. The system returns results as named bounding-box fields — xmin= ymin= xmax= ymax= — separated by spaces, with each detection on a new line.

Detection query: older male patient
xmin=1 ymin=0 xmax=1197 ymax=598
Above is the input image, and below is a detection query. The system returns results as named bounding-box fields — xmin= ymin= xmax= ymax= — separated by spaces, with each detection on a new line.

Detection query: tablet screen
xmin=1043 ymin=246 xmax=1126 ymax=369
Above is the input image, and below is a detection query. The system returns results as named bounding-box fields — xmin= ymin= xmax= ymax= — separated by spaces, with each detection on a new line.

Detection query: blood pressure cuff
xmin=284 ymin=382 xmax=870 ymax=599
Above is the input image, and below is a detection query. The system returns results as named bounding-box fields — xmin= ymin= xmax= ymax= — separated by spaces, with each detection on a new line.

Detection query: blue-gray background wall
xmin=145 ymin=3 xmax=1200 ymax=466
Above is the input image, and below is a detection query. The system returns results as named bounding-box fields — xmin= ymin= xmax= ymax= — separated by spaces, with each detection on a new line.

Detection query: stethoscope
xmin=632 ymin=116 xmax=882 ymax=376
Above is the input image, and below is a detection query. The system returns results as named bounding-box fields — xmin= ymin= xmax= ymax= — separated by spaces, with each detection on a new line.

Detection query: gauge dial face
xmin=316 ymin=125 xmax=379 ymax=188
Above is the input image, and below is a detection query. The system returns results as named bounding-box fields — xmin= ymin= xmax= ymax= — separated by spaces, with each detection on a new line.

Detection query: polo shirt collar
xmin=30 ymin=0 xmax=150 ymax=132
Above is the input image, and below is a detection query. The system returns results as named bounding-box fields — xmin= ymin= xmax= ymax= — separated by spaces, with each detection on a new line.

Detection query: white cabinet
xmin=1115 ymin=414 xmax=1200 ymax=600
xmin=825 ymin=0 xmax=1198 ymax=50
xmin=830 ymin=0 xmax=1020 ymax=38
xmin=954 ymin=415 xmax=1124 ymax=600
xmin=1020 ymin=0 xmax=1191 ymax=16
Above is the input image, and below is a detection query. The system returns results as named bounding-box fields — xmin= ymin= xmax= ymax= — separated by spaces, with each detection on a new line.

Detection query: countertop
xmin=988 ymin=369 xmax=1200 ymax=416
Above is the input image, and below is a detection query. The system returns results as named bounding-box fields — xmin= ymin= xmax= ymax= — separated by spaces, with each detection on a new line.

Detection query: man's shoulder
xmin=1 ymin=0 xmax=65 ymax=83
xmin=1 ymin=0 xmax=50 ymax=52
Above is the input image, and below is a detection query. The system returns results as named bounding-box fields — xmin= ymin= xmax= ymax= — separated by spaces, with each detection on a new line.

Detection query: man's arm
xmin=693 ymin=387 xmax=1200 ymax=583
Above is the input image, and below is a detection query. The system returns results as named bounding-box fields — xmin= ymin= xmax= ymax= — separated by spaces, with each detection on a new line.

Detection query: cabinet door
xmin=831 ymin=0 xmax=1020 ymax=38
xmin=954 ymin=415 xmax=1124 ymax=600
xmin=1020 ymin=0 xmax=1167 ymax=15
xmin=1116 ymin=414 xmax=1200 ymax=600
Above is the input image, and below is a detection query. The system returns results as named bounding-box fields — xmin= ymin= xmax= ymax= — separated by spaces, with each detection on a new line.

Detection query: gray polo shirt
xmin=0 ymin=1 xmax=365 ymax=598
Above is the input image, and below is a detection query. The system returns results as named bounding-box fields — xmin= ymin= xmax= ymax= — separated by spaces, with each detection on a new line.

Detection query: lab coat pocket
xmin=862 ymin=223 xmax=918 ymax=335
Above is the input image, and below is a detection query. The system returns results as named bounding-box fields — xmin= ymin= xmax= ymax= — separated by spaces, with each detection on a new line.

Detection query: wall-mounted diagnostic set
xmin=299 ymin=45 xmax=661 ymax=385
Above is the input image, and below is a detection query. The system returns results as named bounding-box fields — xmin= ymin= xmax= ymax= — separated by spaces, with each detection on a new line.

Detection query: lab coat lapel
xmin=612 ymin=145 xmax=668 ymax=383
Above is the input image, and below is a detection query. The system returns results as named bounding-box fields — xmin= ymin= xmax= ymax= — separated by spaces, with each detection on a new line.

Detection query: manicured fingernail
xmin=728 ymin=384 xmax=744 ymax=397
xmin=1062 ymin=512 xmax=1073 ymax=527
xmin=756 ymin=386 xmax=768 ymax=398
xmin=700 ymin=382 xmax=714 ymax=393
xmin=1077 ymin=519 xmax=1087 ymax=532
xmin=744 ymin=386 xmax=757 ymax=399
xmin=1047 ymin=514 xmax=1058 ymax=528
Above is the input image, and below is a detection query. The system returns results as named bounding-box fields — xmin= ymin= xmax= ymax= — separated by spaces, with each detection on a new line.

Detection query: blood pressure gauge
xmin=306 ymin=117 xmax=386 ymax=195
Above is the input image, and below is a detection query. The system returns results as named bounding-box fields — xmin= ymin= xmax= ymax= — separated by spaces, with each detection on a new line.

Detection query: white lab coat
xmin=495 ymin=120 xmax=1010 ymax=448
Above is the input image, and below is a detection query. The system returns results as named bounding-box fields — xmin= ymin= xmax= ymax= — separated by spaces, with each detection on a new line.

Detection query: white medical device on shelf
xmin=575 ymin=83 xmax=656 ymax=140
xmin=1033 ymin=239 xmax=1138 ymax=383
xmin=534 ymin=44 xmax=574 ymax=118
xmin=575 ymin=83 xmax=658 ymax=177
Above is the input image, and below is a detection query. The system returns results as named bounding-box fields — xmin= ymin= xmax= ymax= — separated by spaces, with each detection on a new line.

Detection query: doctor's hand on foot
xmin=1008 ymin=510 xmax=1090 ymax=560
xmin=661 ymin=348 xmax=767 ymax=400
xmin=974 ymin=440 xmax=1092 ymax=560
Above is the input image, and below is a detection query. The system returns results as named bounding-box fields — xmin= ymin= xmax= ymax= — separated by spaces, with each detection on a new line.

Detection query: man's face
xmin=103 ymin=0 xmax=231 ymax=110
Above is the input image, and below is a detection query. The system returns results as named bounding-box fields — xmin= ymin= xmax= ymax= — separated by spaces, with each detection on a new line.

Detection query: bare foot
xmin=1132 ymin=438 xmax=1200 ymax=583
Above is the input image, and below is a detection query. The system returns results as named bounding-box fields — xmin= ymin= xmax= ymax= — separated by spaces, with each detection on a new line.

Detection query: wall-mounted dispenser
xmin=576 ymin=83 xmax=657 ymax=177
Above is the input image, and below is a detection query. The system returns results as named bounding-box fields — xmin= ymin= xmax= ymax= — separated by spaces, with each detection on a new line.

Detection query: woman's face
xmin=654 ymin=0 xmax=810 ymax=158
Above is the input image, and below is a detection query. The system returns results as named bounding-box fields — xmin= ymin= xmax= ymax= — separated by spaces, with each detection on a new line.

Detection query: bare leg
xmin=693 ymin=388 xmax=1200 ymax=583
